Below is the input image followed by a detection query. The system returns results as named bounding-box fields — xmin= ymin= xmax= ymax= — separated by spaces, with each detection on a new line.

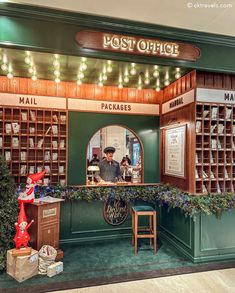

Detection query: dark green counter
xmin=160 ymin=205 xmax=235 ymax=263
xmin=60 ymin=199 xmax=159 ymax=244
xmin=59 ymin=198 xmax=235 ymax=264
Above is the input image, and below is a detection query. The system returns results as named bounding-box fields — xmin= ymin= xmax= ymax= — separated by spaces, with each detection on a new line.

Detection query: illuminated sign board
xmin=76 ymin=30 xmax=200 ymax=61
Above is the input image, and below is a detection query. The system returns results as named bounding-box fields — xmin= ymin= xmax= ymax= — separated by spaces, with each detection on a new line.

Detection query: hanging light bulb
xmin=138 ymin=75 xmax=142 ymax=90
xmin=8 ymin=64 xmax=12 ymax=73
xmin=81 ymin=57 xmax=87 ymax=62
xmin=107 ymin=60 xmax=112 ymax=73
xmin=118 ymin=74 xmax=123 ymax=88
xmin=7 ymin=72 xmax=13 ymax=79
xmin=77 ymin=79 xmax=82 ymax=86
xmin=156 ymin=78 xmax=160 ymax=87
xmin=55 ymin=77 xmax=60 ymax=83
xmin=32 ymin=75 xmax=37 ymax=81
xmin=53 ymin=54 xmax=60 ymax=68
xmin=29 ymin=60 xmax=34 ymax=67
xmin=164 ymin=70 xmax=170 ymax=86
xmin=118 ymin=76 xmax=123 ymax=87
xmin=1 ymin=63 xmax=7 ymax=71
xmin=175 ymin=67 xmax=181 ymax=79
xmin=164 ymin=79 xmax=170 ymax=86
xmin=124 ymin=76 xmax=129 ymax=83
xmin=78 ymin=72 xmax=84 ymax=79
xmin=153 ymin=65 xmax=159 ymax=78
xmin=54 ymin=69 xmax=60 ymax=76
xmin=144 ymin=70 xmax=150 ymax=85
xmin=124 ymin=67 xmax=129 ymax=83
xmin=165 ymin=70 xmax=169 ymax=80
xmin=99 ymin=74 xmax=103 ymax=82
xmin=7 ymin=64 xmax=13 ymax=79
xmin=24 ymin=54 xmax=31 ymax=64
xmin=102 ymin=66 xmax=107 ymax=80
xmin=2 ymin=54 xmax=7 ymax=64
xmin=1 ymin=54 xmax=8 ymax=71
xmin=98 ymin=81 xmax=103 ymax=87
xmin=130 ymin=63 xmax=136 ymax=75
xmin=155 ymin=86 xmax=161 ymax=92
xmin=53 ymin=59 xmax=60 ymax=67
xmin=81 ymin=63 xmax=87 ymax=71
xmin=153 ymin=71 xmax=159 ymax=78
xmin=28 ymin=67 xmax=34 ymax=74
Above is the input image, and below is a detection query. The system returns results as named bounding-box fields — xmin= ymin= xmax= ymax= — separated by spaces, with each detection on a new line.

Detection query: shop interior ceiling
xmin=15 ymin=0 xmax=235 ymax=37
xmin=0 ymin=48 xmax=190 ymax=90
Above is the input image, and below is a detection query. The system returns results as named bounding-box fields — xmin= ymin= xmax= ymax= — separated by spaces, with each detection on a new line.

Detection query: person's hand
xmin=97 ymin=180 xmax=105 ymax=185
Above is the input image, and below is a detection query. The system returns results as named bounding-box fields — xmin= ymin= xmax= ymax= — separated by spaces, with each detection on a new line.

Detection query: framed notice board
xmin=164 ymin=124 xmax=186 ymax=178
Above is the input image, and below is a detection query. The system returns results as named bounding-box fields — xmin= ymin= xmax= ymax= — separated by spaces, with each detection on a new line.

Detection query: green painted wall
xmin=0 ymin=3 xmax=235 ymax=73
xmin=68 ymin=112 xmax=160 ymax=185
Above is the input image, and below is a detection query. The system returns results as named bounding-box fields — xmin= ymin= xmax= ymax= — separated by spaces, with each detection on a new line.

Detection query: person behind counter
xmin=120 ymin=157 xmax=132 ymax=181
xmin=89 ymin=154 xmax=100 ymax=166
xmin=95 ymin=146 xmax=122 ymax=183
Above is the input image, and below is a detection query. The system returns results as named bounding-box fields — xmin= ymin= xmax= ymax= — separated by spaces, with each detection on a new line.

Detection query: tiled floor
xmin=52 ymin=268 xmax=235 ymax=293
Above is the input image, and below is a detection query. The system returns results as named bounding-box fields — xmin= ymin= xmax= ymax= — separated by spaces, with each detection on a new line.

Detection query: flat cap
xmin=104 ymin=146 xmax=116 ymax=153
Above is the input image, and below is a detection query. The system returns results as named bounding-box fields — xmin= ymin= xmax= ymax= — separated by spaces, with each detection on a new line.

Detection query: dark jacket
xmin=95 ymin=159 xmax=121 ymax=182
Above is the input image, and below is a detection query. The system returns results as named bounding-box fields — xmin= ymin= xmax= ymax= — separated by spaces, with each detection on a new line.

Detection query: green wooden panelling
xmin=68 ymin=112 xmax=160 ymax=185
xmin=160 ymin=205 xmax=192 ymax=248
xmin=199 ymin=212 xmax=235 ymax=252
xmin=0 ymin=3 xmax=235 ymax=72
xmin=160 ymin=206 xmax=235 ymax=263
xmin=60 ymin=199 xmax=160 ymax=244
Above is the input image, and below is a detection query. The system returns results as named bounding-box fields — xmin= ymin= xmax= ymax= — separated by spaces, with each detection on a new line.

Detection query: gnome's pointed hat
xmin=18 ymin=202 xmax=27 ymax=224
xmin=28 ymin=170 xmax=46 ymax=183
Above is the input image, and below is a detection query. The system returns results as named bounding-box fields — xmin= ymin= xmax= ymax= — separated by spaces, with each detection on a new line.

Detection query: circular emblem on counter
xmin=103 ymin=198 xmax=129 ymax=226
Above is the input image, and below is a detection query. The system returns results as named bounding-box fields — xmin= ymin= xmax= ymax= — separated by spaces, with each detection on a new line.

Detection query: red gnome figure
xmin=14 ymin=202 xmax=34 ymax=249
xmin=18 ymin=170 xmax=46 ymax=204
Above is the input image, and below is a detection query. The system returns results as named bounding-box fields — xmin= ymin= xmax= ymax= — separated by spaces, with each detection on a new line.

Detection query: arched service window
xmin=86 ymin=125 xmax=143 ymax=185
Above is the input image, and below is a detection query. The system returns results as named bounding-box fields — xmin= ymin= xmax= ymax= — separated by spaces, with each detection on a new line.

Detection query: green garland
xmin=33 ymin=184 xmax=235 ymax=218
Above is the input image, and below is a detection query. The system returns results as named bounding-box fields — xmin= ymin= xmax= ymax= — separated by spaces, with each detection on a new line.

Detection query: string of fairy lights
xmin=0 ymin=50 xmax=183 ymax=91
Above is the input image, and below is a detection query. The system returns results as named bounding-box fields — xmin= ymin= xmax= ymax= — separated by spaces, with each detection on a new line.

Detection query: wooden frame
xmin=0 ymin=105 xmax=67 ymax=185
xmin=86 ymin=123 xmax=145 ymax=185
xmin=163 ymin=124 xmax=186 ymax=178
xmin=195 ymin=101 xmax=235 ymax=194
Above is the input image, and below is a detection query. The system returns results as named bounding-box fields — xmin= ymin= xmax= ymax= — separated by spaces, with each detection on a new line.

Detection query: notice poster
xmin=164 ymin=125 xmax=186 ymax=178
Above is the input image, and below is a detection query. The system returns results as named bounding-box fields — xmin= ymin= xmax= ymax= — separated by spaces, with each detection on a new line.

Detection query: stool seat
xmin=132 ymin=206 xmax=157 ymax=255
xmin=132 ymin=206 xmax=154 ymax=212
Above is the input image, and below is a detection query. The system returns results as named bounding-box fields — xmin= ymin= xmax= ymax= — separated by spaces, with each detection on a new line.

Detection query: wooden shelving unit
xmin=0 ymin=106 xmax=67 ymax=185
xmin=195 ymin=102 xmax=235 ymax=194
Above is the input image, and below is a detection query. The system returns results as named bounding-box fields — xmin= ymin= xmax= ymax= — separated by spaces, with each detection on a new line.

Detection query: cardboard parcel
xmin=7 ymin=249 xmax=38 ymax=282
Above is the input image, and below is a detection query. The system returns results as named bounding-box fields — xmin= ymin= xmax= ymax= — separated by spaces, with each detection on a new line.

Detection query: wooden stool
xmin=132 ymin=206 xmax=157 ymax=254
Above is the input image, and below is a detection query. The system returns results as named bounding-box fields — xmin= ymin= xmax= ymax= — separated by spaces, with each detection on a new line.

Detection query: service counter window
xmin=86 ymin=125 xmax=143 ymax=185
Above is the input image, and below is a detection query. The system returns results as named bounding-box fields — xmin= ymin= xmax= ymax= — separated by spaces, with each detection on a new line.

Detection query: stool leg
xmin=134 ymin=213 xmax=138 ymax=255
xmin=149 ymin=215 xmax=153 ymax=247
xmin=153 ymin=212 xmax=157 ymax=254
